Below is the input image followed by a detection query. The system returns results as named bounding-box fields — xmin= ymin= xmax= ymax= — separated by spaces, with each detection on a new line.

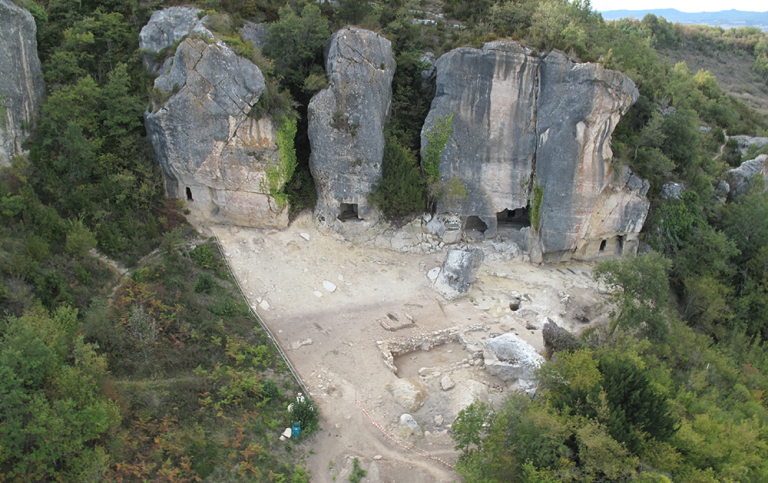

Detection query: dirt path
xmin=208 ymin=213 xmax=606 ymax=482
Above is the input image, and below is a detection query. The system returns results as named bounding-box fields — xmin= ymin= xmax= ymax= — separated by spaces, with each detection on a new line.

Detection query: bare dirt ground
xmin=203 ymin=213 xmax=608 ymax=482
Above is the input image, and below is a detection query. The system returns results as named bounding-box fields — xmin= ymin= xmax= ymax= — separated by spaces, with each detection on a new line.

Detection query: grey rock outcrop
xmin=422 ymin=42 xmax=644 ymax=262
xmin=144 ymin=25 xmax=288 ymax=228
xmin=730 ymin=135 xmax=768 ymax=155
xmin=542 ymin=319 xmax=580 ymax=358
xmin=387 ymin=378 xmax=428 ymax=412
xmin=432 ymin=248 xmax=484 ymax=300
xmin=483 ymin=332 xmax=545 ymax=382
xmin=724 ymin=154 xmax=768 ymax=197
xmin=239 ymin=21 xmax=269 ymax=49
xmin=308 ymin=27 xmax=396 ymax=232
xmin=138 ymin=7 xmax=210 ymax=73
xmin=660 ymin=182 xmax=685 ymax=200
xmin=0 ymin=0 xmax=45 ymax=166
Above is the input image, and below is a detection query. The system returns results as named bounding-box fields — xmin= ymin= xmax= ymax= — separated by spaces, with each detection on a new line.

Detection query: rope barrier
xmin=210 ymin=233 xmax=312 ymax=400
xmin=354 ymin=398 xmax=455 ymax=469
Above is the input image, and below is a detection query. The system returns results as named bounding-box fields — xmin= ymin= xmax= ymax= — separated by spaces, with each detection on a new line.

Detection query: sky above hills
xmin=592 ymin=1 xmax=767 ymax=13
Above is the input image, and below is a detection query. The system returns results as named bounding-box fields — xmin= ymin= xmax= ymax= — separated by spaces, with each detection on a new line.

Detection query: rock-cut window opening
xmin=599 ymin=239 xmax=607 ymax=252
xmin=338 ymin=203 xmax=361 ymax=222
xmin=496 ymin=207 xmax=531 ymax=229
xmin=186 ymin=187 xmax=193 ymax=201
xmin=615 ymin=235 xmax=624 ymax=255
xmin=465 ymin=216 xmax=488 ymax=233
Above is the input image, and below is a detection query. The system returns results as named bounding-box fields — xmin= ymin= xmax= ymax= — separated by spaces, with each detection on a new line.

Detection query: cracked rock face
xmin=308 ymin=27 xmax=396 ymax=232
xmin=138 ymin=6 xmax=209 ymax=73
xmin=144 ymin=36 xmax=288 ymax=228
xmin=422 ymin=42 xmax=644 ymax=262
xmin=432 ymin=248 xmax=484 ymax=300
xmin=0 ymin=0 xmax=45 ymax=166
xmin=724 ymin=154 xmax=768 ymax=198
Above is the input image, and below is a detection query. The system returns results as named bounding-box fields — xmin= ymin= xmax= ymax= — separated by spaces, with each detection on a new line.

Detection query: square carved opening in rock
xmin=496 ymin=207 xmax=530 ymax=229
xmin=464 ymin=215 xmax=487 ymax=233
xmin=337 ymin=203 xmax=361 ymax=222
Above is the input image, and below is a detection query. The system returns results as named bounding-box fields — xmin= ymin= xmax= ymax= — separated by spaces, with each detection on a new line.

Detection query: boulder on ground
xmin=386 ymin=378 xmax=428 ymax=412
xmin=432 ymin=248 xmax=484 ymax=300
xmin=398 ymin=414 xmax=423 ymax=438
xmin=483 ymin=332 xmax=544 ymax=381
xmin=542 ymin=319 xmax=580 ymax=358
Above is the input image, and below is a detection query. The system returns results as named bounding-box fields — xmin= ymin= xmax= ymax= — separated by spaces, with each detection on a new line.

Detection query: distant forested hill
xmin=600 ymin=8 xmax=768 ymax=31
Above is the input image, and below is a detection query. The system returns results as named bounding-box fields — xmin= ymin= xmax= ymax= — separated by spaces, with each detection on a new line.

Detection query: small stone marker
xmin=440 ymin=376 xmax=455 ymax=391
xmin=259 ymin=299 xmax=270 ymax=310
xmin=300 ymin=232 xmax=310 ymax=241
xmin=323 ymin=280 xmax=337 ymax=292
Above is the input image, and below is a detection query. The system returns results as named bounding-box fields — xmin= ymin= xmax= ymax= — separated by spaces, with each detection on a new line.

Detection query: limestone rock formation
xmin=144 ymin=15 xmax=288 ymax=228
xmin=239 ymin=21 xmax=269 ymax=49
xmin=483 ymin=332 xmax=544 ymax=382
xmin=387 ymin=378 xmax=428 ymax=412
xmin=724 ymin=154 xmax=768 ymax=197
xmin=542 ymin=319 xmax=580 ymax=358
xmin=730 ymin=135 xmax=768 ymax=155
xmin=660 ymin=182 xmax=685 ymax=200
xmin=432 ymin=248 xmax=484 ymax=300
xmin=0 ymin=0 xmax=45 ymax=166
xmin=308 ymin=27 xmax=396 ymax=232
xmin=138 ymin=6 xmax=210 ymax=73
xmin=422 ymin=42 xmax=644 ymax=262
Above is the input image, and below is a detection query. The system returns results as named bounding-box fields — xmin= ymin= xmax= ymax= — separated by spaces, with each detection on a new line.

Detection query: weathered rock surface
xmin=724 ymin=154 xmax=768 ymax=197
xmin=387 ymin=378 xmax=428 ymax=412
xmin=422 ymin=42 xmax=644 ymax=262
xmin=398 ymin=414 xmax=423 ymax=438
xmin=483 ymin=332 xmax=545 ymax=382
xmin=542 ymin=319 xmax=580 ymax=358
xmin=660 ymin=182 xmax=685 ymax=200
xmin=138 ymin=7 xmax=210 ymax=73
xmin=730 ymin=135 xmax=768 ymax=155
xmin=144 ymin=29 xmax=289 ymax=228
xmin=308 ymin=27 xmax=396 ymax=232
xmin=433 ymin=248 xmax=484 ymax=300
xmin=0 ymin=0 xmax=45 ymax=166
xmin=423 ymin=42 xmax=539 ymax=229
xmin=239 ymin=21 xmax=269 ymax=49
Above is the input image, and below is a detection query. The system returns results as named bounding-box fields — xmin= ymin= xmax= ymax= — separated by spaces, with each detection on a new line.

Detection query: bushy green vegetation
xmin=368 ymin=137 xmax=425 ymax=217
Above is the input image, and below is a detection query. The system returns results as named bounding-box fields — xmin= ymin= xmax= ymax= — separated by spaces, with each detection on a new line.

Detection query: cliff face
xmin=308 ymin=27 xmax=396 ymax=232
xmin=138 ymin=6 xmax=209 ymax=73
xmin=144 ymin=12 xmax=288 ymax=228
xmin=535 ymin=52 xmax=641 ymax=261
xmin=422 ymin=42 xmax=645 ymax=261
xmin=0 ymin=0 xmax=45 ymax=166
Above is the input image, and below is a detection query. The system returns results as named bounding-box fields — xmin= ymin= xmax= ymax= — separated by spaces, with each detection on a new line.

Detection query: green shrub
xmin=262 ymin=379 xmax=281 ymax=400
xmin=349 ymin=457 xmax=366 ymax=483
xmin=209 ymin=297 xmax=241 ymax=317
xmin=289 ymin=395 xmax=319 ymax=433
xmin=530 ymin=183 xmax=544 ymax=230
xmin=195 ymin=273 xmax=214 ymax=294
xmin=191 ymin=244 xmax=216 ymax=269
xmin=368 ymin=138 xmax=425 ymax=217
